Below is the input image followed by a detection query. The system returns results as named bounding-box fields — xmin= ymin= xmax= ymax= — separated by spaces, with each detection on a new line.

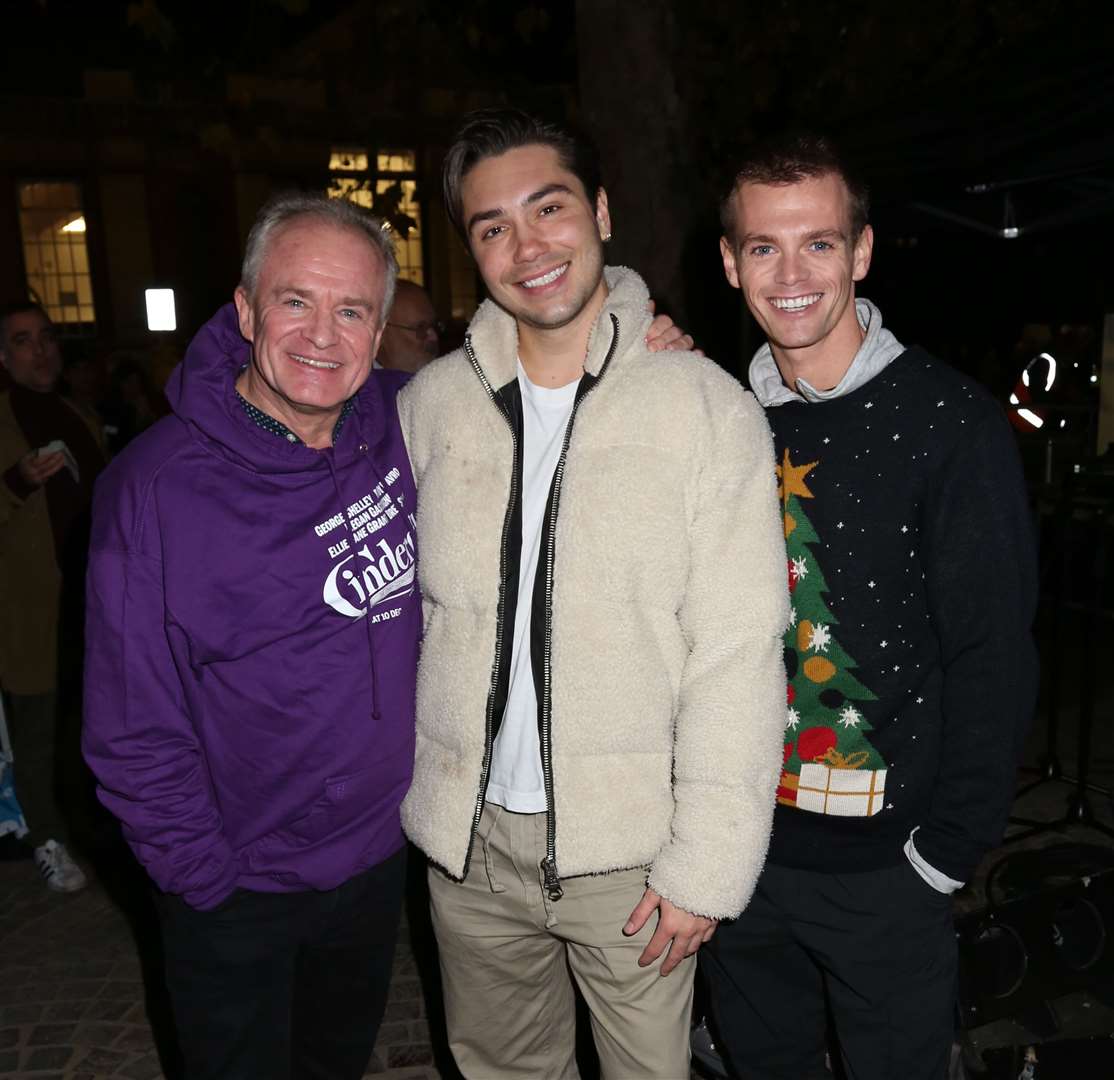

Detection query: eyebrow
xmin=271 ymin=285 xmax=374 ymax=309
xmin=737 ymin=227 xmax=847 ymax=247
xmin=466 ymin=182 xmax=577 ymax=236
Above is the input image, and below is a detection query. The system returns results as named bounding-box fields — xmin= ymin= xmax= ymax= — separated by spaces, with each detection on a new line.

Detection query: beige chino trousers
xmin=429 ymin=802 xmax=694 ymax=1080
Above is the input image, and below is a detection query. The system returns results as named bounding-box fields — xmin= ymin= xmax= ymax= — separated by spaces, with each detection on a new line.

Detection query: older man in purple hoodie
xmin=82 ymin=194 xmax=421 ymax=1080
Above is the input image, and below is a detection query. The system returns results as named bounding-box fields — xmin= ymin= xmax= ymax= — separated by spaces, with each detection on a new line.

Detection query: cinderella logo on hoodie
xmin=322 ymin=516 xmax=417 ymax=619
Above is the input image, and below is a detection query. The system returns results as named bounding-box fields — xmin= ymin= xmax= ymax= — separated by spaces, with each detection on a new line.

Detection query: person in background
xmin=0 ymin=301 xmax=104 ymax=890
xmin=375 ymin=279 xmax=441 ymax=373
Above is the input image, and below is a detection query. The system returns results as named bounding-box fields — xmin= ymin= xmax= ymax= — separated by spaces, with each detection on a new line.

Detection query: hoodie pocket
xmin=266 ymin=763 xmax=382 ymax=849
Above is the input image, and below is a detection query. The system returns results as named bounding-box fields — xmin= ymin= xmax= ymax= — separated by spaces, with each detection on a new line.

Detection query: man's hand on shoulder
xmin=644 ymin=300 xmax=703 ymax=355
xmin=623 ymin=886 xmax=717 ymax=976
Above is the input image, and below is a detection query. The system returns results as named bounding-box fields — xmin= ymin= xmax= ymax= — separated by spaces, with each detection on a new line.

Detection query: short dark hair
xmin=442 ymin=108 xmax=602 ymax=239
xmin=0 ymin=301 xmax=49 ymax=347
xmin=720 ymin=133 xmax=870 ymax=243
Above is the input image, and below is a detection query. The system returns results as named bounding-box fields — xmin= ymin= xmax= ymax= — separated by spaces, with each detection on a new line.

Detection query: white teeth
xmin=294 ymin=355 xmax=340 ymax=369
xmin=521 ymin=263 xmax=568 ymax=289
xmin=771 ymin=293 xmax=822 ymax=311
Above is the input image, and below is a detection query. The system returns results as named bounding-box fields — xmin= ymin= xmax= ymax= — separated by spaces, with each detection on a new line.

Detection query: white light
xmin=1060 ymin=419 xmax=1067 ymax=429
xmin=1021 ymin=369 xmax=1030 ymax=388
xmin=1038 ymin=352 xmax=1057 ymax=391
xmin=1001 ymin=226 xmax=1019 ymax=239
xmin=145 ymin=288 xmax=176 ymax=332
xmin=1017 ymin=408 xmax=1044 ymax=429
xmin=1009 ymin=393 xmax=1020 ymax=405
xmin=61 ymin=216 xmax=86 ymax=233
xmin=1090 ymin=374 xmax=1099 ymax=384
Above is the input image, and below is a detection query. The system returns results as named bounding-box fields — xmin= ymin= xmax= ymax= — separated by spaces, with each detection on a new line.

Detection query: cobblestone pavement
xmin=1 ymin=683 xmax=1111 ymax=1079
xmin=0 ymin=849 xmax=446 ymax=1080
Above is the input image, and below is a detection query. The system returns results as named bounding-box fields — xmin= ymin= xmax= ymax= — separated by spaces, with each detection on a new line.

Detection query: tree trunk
xmin=575 ymin=0 xmax=691 ymax=322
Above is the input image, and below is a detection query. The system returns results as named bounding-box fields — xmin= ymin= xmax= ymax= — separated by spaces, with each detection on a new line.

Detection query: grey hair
xmin=239 ymin=191 xmax=399 ymax=323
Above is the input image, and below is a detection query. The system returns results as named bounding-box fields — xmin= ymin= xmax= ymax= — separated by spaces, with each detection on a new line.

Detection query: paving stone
xmin=76 ymin=1044 xmax=130 ymax=1070
xmin=0 ymin=985 xmax=31 ymax=1006
xmin=42 ymin=999 xmax=86 ymax=1021
xmin=387 ymin=1045 xmax=434 ymax=1068
xmin=69 ymin=961 xmax=115 ymax=979
xmin=122 ymin=1001 xmax=149 ymax=1023
xmin=375 ymin=1021 xmax=409 ymax=1044
xmin=55 ymin=980 xmax=99 ymax=1001
xmin=83 ymin=997 xmax=133 ymax=1021
xmin=23 ymin=1044 xmax=74 ymax=1070
xmin=383 ymin=1000 xmax=421 ymax=1021
xmin=118 ymin=1051 xmax=166 ymax=1079
xmin=0 ymin=1027 xmax=20 ymax=1049
xmin=0 ymin=1049 xmax=18 ymax=1072
xmin=98 ymin=979 xmax=144 ymax=999
xmin=362 ymin=1050 xmax=387 ymax=1074
xmin=26 ymin=1021 xmax=77 ymax=1045
xmin=0 ymin=1002 xmax=43 ymax=1025
xmin=114 ymin=1025 xmax=157 ymax=1051
xmin=72 ymin=1020 xmax=126 ymax=1046
xmin=388 ymin=978 xmax=422 ymax=1001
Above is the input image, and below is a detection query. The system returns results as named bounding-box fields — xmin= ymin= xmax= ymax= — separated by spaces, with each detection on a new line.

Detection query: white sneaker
xmin=33 ymin=839 xmax=87 ymax=893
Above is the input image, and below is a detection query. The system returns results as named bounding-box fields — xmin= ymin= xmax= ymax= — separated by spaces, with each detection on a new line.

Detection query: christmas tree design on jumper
xmin=778 ymin=448 xmax=888 ymax=817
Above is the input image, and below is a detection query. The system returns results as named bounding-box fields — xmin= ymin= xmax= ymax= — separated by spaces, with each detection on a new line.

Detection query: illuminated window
xmin=18 ymin=182 xmax=96 ymax=326
xmin=327 ymin=146 xmax=424 ymax=286
xmin=329 ymin=149 xmax=370 ymax=173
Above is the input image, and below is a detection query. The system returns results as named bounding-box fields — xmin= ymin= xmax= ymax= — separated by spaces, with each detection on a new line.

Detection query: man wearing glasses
xmin=376 ymin=279 xmax=442 ymax=373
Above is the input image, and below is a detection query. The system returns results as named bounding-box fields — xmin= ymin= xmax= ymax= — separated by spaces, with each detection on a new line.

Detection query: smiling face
xmin=233 ymin=217 xmax=387 ymax=448
xmin=461 ymin=143 xmax=611 ymax=336
xmin=721 ymin=172 xmax=873 ymax=387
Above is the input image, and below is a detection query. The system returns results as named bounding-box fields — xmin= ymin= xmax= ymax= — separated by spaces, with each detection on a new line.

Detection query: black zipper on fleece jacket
xmin=462 ymin=315 xmax=620 ymax=898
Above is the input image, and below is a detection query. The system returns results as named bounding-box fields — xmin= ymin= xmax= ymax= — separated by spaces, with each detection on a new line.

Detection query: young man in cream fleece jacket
xmin=396 ymin=108 xmax=789 ymax=1079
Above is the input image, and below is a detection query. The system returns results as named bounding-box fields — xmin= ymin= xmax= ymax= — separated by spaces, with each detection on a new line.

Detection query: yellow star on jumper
xmin=777 ymin=448 xmax=818 ymax=509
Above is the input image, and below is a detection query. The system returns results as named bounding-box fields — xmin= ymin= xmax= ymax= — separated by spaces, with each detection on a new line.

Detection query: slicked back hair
xmin=721 ymin=133 xmax=870 ymax=244
xmin=0 ymin=300 xmax=50 ymax=349
xmin=240 ymin=192 xmax=399 ymax=322
xmin=442 ymin=107 xmax=603 ymax=240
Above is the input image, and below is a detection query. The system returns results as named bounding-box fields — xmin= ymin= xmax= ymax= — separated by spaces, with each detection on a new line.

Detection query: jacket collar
xmin=465 ymin=266 xmax=653 ymax=388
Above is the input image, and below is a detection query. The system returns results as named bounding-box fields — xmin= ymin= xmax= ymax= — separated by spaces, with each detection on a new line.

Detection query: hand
xmin=623 ymin=886 xmax=717 ymax=976
xmin=18 ymin=449 xmax=66 ymax=488
xmin=644 ymin=299 xmax=702 ymax=355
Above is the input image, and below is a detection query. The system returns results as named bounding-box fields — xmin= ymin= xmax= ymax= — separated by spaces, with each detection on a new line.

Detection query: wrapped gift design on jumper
xmin=797 ymin=754 xmax=887 ymax=817
xmin=776 ymin=448 xmax=889 ymax=818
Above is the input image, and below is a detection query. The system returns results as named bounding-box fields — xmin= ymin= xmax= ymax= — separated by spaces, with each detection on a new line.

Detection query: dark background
xmin=2 ymin=0 xmax=1112 ymax=390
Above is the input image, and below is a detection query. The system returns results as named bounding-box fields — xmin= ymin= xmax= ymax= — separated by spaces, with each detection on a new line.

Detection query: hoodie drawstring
xmin=325 ymin=445 xmax=386 ymax=726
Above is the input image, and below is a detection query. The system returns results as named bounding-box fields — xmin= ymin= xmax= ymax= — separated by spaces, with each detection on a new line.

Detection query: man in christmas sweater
xmin=701 ymin=133 xmax=1038 ymax=1080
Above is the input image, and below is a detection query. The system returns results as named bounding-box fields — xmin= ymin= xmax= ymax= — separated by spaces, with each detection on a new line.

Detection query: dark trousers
xmin=155 ymin=846 xmax=406 ymax=1080
xmin=5 ymin=691 xmax=63 ymax=842
xmin=701 ymin=860 xmax=957 ymax=1080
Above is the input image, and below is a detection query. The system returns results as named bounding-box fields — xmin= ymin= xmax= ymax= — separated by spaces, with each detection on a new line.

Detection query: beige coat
xmin=0 ymin=391 xmax=99 ymax=694
xmin=398 ymin=268 xmax=789 ymax=918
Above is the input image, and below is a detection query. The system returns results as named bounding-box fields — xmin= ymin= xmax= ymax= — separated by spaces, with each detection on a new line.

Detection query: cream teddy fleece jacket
xmin=397 ymin=267 xmax=788 ymax=918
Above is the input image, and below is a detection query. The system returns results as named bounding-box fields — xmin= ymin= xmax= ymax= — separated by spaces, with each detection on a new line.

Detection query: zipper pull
xmin=541 ymin=856 xmax=564 ymax=901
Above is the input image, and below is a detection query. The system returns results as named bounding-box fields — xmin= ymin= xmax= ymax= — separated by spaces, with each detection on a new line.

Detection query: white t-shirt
xmin=486 ymin=361 xmax=579 ymax=813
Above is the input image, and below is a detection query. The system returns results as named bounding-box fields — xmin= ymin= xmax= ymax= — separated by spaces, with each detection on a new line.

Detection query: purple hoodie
xmin=83 ymin=305 xmax=419 ymax=909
